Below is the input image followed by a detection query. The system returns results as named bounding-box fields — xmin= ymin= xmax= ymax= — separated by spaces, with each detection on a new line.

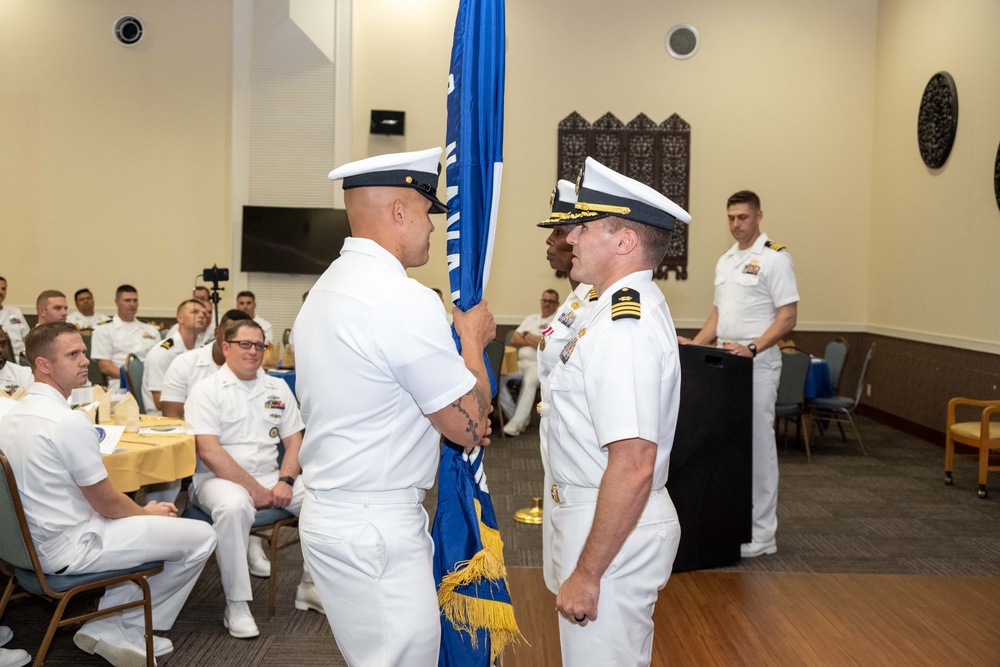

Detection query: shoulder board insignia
xmin=587 ymin=288 xmax=598 ymax=302
xmin=96 ymin=319 xmax=111 ymax=326
xmin=160 ymin=338 xmax=174 ymax=349
xmin=765 ymin=240 xmax=786 ymax=252
xmin=611 ymin=287 xmax=641 ymax=321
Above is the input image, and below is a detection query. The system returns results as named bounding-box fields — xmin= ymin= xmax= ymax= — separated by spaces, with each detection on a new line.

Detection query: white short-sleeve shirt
xmin=513 ymin=312 xmax=555 ymax=363
xmin=159 ymin=343 xmax=219 ymax=405
xmin=0 ymin=382 xmax=108 ymax=569
xmin=547 ymin=271 xmax=680 ymax=490
xmin=254 ymin=316 xmax=274 ymax=345
xmin=0 ymin=361 xmax=33 ymax=395
xmin=89 ymin=315 xmax=161 ymax=366
xmin=714 ymin=232 xmax=800 ymax=345
xmin=294 ymin=237 xmax=476 ymax=492
xmin=0 ymin=305 xmax=30 ymax=357
xmin=142 ymin=333 xmax=197 ymax=415
xmin=68 ymin=312 xmax=112 ymax=330
xmin=185 ymin=364 xmax=304 ymax=476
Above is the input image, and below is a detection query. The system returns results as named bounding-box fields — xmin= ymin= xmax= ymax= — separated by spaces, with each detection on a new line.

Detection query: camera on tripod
xmin=203 ymin=266 xmax=230 ymax=283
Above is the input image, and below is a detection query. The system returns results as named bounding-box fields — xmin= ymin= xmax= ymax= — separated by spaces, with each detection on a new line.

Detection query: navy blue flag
xmin=431 ymin=1 xmax=521 ymax=665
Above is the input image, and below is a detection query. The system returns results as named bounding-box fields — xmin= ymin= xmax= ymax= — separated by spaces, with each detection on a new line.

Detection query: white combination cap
xmin=538 ymin=180 xmax=579 ymax=228
xmin=328 ymin=147 xmax=448 ymax=214
xmin=573 ymin=157 xmax=691 ymax=230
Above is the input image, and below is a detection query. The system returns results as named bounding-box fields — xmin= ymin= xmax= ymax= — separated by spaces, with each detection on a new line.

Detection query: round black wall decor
xmin=917 ymin=71 xmax=958 ymax=169
xmin=994 ymin=141 xmax=1000 ymax=213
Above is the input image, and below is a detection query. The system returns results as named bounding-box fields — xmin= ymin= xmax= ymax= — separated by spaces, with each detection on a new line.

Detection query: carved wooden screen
xmin=557 ymin=111 xmax=690 ymax=280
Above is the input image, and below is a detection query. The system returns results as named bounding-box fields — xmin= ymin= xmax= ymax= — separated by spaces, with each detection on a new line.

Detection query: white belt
xmin=307 ymin=487 xmax=426 ymax=506
xmin=551 ymin=483 xmax=665 ymax=506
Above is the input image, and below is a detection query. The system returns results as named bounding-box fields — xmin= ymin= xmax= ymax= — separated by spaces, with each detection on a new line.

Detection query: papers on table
xmin=138 ymin=424 xmax=192 ymax=435
xmin=96 ymin=424 xmax=127 ymax=455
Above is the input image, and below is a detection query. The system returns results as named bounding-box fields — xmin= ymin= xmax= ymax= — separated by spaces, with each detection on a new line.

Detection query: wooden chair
xmin=0 ymin=450 xmax=163 ymax=666
xmin=945 ymin=398 xmax=1000 ymax=498
xmin=179 ymin=504 xmax=299 ymax=618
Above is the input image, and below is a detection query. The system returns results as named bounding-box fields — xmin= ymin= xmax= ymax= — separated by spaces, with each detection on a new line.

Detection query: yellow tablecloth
xmin=501 ymin=345 xmax=519 ymax=375
xmin=101 ymin=416 xmax=196 ymax=493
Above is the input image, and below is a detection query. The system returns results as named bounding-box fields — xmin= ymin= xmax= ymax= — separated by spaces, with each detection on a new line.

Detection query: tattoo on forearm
xmin=450 ymin=393 xmax=480 ymax=444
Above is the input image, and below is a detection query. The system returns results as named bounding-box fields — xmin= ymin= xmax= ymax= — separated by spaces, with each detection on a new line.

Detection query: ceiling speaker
xmin=666 ymin=24 xmax=699 ymax=60
xmin=114 ymin=16 xmax=144 ymax=46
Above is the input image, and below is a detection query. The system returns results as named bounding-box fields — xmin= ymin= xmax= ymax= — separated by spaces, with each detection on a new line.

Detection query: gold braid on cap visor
xmin=575 ymin=202 xmax=632 ymax=215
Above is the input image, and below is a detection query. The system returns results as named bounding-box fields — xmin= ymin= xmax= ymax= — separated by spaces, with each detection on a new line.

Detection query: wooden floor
xmin=504 ymin=567 xmax=1000 ymax=666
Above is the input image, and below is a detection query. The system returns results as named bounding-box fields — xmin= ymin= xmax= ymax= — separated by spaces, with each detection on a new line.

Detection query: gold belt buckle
xmin=536 ymin=402 xmax=542 ymax=416
xmin=551 ymin=483 xmax=561 ymax=504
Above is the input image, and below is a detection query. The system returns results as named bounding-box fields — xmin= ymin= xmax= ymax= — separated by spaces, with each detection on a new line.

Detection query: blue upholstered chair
xmin=0 ymin=450 xmax=163 ymax=666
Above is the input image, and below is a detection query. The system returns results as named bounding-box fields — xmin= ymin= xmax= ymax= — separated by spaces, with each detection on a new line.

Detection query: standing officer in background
xmin=294 ymin=148 xmax=495 ymax=667
xmin=535 ymin=179 xmax=597 ymax=595
xmin=548 ymin=158 xmax=687 ymax=667
xmin=680 ymin=190 xmax=799 ymax=557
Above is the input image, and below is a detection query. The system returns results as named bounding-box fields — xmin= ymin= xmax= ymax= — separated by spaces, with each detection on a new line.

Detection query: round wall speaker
xmin=114 ymin=16 xmax=144 ymax=46
xmin=665 ymin=24 xmax=699 ymax=60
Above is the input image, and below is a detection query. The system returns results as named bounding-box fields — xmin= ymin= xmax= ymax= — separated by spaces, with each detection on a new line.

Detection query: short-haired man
xmin=184 ymin=320 xmax=321 ymax=638
xmin=0 ymin=328 xmax=32 ymax=396
xmin=143 ymin=299 xmax=208 ymax=416
xmin=680 ymin=190 xmax=799 ymax=558
xmin=67 ymin=288 xmax=111 ymax=330
xmin=90 ymin=285 xmax=161 ymax=381
xmin=166 ymin=286 xmax=215 ymax=345
xmin=158 ymin=309 xmax=252 ymax=421
xmin=545 ymin=158 xmax=687 ymax=666
xmin=0 ymin=323 xmax=217 ymax=666
xmin=498 ymin=288 xmax=560 ymax=436
xmin=235 ymin=291 xmax=272 ymax=344
xmin=295 ymin=148 xmax=495 ymax=665
xmin=0 ymin=277 xmax=29 ymax=359
xmin=35 ymin=290 xmax=69 ymax=325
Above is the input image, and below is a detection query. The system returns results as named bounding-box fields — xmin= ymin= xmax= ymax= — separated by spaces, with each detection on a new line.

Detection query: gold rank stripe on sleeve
xmin=765 ymin=240 xmax=786 ymax=252
xmin=611 ymin=287 xmax=641 ymax=321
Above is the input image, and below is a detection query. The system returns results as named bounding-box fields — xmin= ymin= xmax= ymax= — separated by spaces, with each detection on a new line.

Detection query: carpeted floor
xmin=5 ymin=415 xmax=999 ymax=664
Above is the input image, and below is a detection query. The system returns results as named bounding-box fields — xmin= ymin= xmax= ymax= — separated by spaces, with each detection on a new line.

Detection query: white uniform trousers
xmin=538 ymin=402 xmax=558 ymax=594
xmin=299 ymin=488 xmax=439 ymax=667
xmin=499 ymin=360 xmax=540 ymax=432
xmin=751 ymin=346 xmax=782 ymax=545
xmin=55 ymin=515 xmax=217 ymax=631
xmin=552 ymin=487 xmax=680 ymax=667
xmin=190 ymin=471 xmax=304 ymax=602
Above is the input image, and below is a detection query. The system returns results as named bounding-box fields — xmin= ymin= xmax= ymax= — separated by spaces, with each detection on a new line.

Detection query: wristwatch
xmin=747 ymin=343 xmax=758 ymax=358
xmin=278 ymin=475 xmax=296 ymax=486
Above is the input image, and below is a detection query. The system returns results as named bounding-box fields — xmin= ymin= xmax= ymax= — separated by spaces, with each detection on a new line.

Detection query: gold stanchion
xmin=513 ymin=496 xmax=543 ymax=524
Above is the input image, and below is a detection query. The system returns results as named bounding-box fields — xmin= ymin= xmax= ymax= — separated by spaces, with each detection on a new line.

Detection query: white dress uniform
xmin=67 ymin=311 xmax=112 ymax=329
xmin=548 ymin=270 xmax=682 ymax=667
xmin=89 ymin=315 xmax=161 ymax=368
xmin=537 ymin=282 xmax=595 ymax=594
xmin=0 ymin=383 xmax=217 ymax=631
xmin=0 ymin=305 xmax=29 ymax=357
xmin=253 ymin=315 xmax=273 ymax=345
xmin=165 ymin=322 xmax=213 ymax=349
xmin=714 ymin=231 xmax=799 ymax=548
xmin=498 ymin=311 xmax=554 ymax=432
xmin=295 ymin=237 xmax=476 ymax=667
xmin=142 ymin=334 xmax=196 ymax=416
xmin=158 ymin=343 xmax=219 ymax=406
xmin=0 ymin=361 xmax=33 ymax=395
xmin=184 ymin=365 xmax=305 ymax=603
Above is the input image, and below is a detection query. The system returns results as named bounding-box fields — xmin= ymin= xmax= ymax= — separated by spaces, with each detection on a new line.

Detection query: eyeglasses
xmin=227 ymin=339 xmax=267 ymax=352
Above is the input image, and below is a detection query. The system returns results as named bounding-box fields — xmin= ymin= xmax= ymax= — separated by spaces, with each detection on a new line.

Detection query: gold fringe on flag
xmin=438 ymin=499 xmax=526 ymax=661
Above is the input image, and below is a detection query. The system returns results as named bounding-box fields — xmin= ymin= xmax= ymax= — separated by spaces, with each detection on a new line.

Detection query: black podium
xmin=667 ymin=344 xmax=753 ymax=572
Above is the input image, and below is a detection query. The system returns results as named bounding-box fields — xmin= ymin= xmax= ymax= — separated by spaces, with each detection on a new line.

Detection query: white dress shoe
xmin=740 ymin=539 xmax=778 ymax=558
xmin=74 ymin=617 xmax=153 ymax=667
xmin=0 ymin=647 xmax=31 ymax=667
xmin=224 ymin=602 xmax=260 ymax=639
xmin=294 ymin=581 xmax=325 ymax=613
xmin=123 ymin=625 xmax=174 ymax=658
xmin=0 ymin=627 xmax=12 ymax=648
xmin=247 ymin=535 xmax=271 ymax=578
xmin=502 ymin=422 xmax=523 ymax=437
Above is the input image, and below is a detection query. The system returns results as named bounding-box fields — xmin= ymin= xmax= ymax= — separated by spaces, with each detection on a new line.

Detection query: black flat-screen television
xmin=241 ymin=206 xmax=351 ymax=275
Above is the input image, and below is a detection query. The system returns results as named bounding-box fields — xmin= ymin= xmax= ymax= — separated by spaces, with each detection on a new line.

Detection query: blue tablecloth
xmin=265 ymin=369 xmax=296 ymax=396
xmin=805 ymin=358 xmax=833 ymax=400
